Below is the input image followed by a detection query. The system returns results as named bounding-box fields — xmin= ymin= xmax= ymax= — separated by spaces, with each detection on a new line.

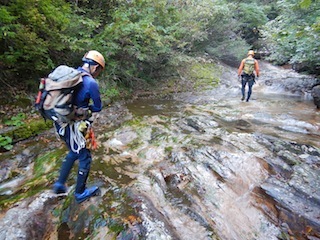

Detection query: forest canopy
xmin=0 ymin=0 xmax=319 ymax=92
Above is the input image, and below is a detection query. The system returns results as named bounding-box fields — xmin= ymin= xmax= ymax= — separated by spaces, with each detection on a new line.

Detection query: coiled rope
xmin=69 ymin=122 xmax=86 ymax=153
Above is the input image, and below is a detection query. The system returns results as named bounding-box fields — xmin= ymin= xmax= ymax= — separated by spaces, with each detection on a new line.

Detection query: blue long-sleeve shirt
xmin=72 ymin=67 xmax=102 ymax=112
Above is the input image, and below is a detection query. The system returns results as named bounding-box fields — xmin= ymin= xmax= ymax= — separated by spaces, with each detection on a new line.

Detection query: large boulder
xmin=0 ymin=191 xmax=59 ymax=240
xmin=311 ymin=84 xmax=320 ymax=108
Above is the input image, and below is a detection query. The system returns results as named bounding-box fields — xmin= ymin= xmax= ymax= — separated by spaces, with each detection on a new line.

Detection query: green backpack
xmin=243 ymin=58 xmax=255 ymax=75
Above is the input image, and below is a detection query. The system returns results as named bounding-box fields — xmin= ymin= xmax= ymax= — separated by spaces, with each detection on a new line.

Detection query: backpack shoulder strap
xmin=80 ymin=71 xmax=91 ymax=78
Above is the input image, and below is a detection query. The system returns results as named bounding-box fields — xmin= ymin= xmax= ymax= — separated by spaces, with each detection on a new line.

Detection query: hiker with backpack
xmin=237 ymin=50 xmax=260 ymax=102
xmin=50 ymin=50 xmax=105 ymax=203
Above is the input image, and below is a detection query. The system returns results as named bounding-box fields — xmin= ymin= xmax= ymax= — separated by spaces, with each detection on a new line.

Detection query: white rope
xmin=69 ymin=122 xmax=86 ymax=154
xmin=54 ymin=121 xmax=67 ymax=140
xmin=58 ymin=126 xmax=65 ymax=136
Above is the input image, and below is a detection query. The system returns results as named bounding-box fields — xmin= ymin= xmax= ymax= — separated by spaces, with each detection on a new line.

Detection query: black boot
xmin=74 ymin=168 xmax=99 ymax=203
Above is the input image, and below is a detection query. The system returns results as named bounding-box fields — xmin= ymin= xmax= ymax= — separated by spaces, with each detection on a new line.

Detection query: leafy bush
xmin=1 ymin=0 xmax=318 ymax=94
xmin=261 ymin=0 xmax=320 ymax=73
xmin=95 ymin=0 xmax=185 ymax=86
xmin=0 ymin=0 xmax=72 ymax=78
xmin=0 ymin=135 xmax=13 ymax=151
xmin=189 ymin=1 xmax=251 ymax=64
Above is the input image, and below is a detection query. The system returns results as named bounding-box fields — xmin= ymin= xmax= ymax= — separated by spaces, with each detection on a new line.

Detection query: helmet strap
xmin=83 ymin=62 xmax=98 ymax=76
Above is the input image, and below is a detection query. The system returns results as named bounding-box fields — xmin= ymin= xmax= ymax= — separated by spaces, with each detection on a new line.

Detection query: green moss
xmin=127 ymin=138 xmax=144 ymax=150
xmin=150 ymin=132 xmax=171 ymax=146
xmin=165 ymin=146 xmax=173 ymax=153
xmin=108 ymin=218 xmax=125 ymax=234
xmin=3 ymin=119 xmax=52 ymax=143
xmin=33 ymin=149 xmax=66 ymax=177
xmin=0 ymin=148 xmax=66 ymax=210
xmin=188 ymin=62 xmax=221 ymax=90
xmin=162 ymin=60 xmax=222 ymax=95
xmin=92 ymin=160 xmax=134 ymax=185
xmin=123 ymin=117 xmax=145 ymax=128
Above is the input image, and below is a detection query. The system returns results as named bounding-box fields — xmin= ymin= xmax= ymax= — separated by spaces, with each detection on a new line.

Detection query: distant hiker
xmin=237 ymin=50 xmax=260 ymax=102
xmin=53 ymin=50 xmax=105 ymax=203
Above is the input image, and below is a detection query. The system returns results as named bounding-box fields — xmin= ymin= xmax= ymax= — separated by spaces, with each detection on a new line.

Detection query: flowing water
xmin=123 ymin=88 xmax=319 ymax=239
xmin=118 ymin=62 xmax=319 ymax=239
xmin=0 ymin=62 xmax=319 ymax=240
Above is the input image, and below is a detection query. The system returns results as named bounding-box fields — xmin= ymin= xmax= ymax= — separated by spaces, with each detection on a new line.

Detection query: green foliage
xmin=103 ymin=87 xmax=120 ymax=99
xmin=94 ymin=0 xmax=249 ymax=86
xmin=299 ymin=0 xmax=312 ymax=8
xmin=100 ymin=80 xmax=121 ymax=100
xmin=236 ymin=2 xmax=269 ymax=45
xmin=59 ymin=4 xmax=102 ymax=58
xmin=262 ymin=0 xmax=320 ymax=73
xmin=0 ymin=0 xmax=72 ymax=85
xmin=0 ymin=0 xmax=318 ymax=93
xmin=2 ymin=118 xmax=52 ymax=144
xmin=95 ymin=0 xmax=185 ymax=86
xmin=0 ymin=135 xmax=13 ymax=151
xmin=4 ymin=113 xmax=26 ymax=127
xmin=185 ymin=1 xmax=250 ymax=65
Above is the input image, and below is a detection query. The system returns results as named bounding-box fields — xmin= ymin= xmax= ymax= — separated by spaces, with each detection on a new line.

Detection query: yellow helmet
xmin=247 ymin=50 xmax=255 ymax=56
xmin=82 ymin=50 xmax=105 ymax=69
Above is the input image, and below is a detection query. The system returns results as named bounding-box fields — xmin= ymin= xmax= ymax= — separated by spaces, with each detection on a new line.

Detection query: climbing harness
xmin=55 ymin=120 xmax=97 ymax=153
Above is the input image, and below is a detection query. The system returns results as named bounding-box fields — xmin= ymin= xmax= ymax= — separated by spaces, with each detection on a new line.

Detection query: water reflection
xmin=126 ymin=93 xmax=319 ymax=148
xmin=127 ymin=99 xmax=183 ymax=117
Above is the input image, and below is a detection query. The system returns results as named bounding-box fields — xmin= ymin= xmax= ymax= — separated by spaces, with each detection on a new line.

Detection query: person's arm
xmin=89 ymin=81 xmax=102 ymax=112
xmin=237 ymin=59 xmax=245 ymax=76
xmin=254 ymin=60 xmax=260 ymax=77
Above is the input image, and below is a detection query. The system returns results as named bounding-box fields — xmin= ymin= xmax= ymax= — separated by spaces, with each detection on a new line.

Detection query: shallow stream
xmin=0 ymin=61 xmax=319 ymax=240
xmin=122 ymin=84 xmax=320 ymax=239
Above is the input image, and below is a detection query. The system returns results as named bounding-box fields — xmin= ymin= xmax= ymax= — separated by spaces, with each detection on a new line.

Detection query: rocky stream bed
xmin=0 ymin=61 xmax=319 ymax=240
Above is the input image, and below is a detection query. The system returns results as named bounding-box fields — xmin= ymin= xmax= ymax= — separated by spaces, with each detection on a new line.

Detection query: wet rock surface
xmin=0 ymin=191 xmax=61 ymax=240
xmin=312 ymin=85 xmax=320 ymax=109
xmin=0 ymin=61 xmax=319 ymax=240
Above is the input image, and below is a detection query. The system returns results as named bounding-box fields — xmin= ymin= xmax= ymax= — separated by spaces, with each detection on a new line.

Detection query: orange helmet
xmin=247 ymin=50 xmax=255 ymax=56
xmin=82 ymin=50 xmax=105 ymax=69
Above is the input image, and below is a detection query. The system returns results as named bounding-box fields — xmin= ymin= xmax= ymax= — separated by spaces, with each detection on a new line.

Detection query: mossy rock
xmin=165 ymin=60 xmax=222 ymax=94
xmin=0 ymin=148 xmax=66 ymax=210
xmin=3 ymin=119 xmax=53 ymax=143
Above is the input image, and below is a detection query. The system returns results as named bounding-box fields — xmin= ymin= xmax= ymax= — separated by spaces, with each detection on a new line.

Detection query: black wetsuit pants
xmin=55 ymin=122 xmax=92 ymax=194
xmin=241 ymin=74 xmax=255 ymax=101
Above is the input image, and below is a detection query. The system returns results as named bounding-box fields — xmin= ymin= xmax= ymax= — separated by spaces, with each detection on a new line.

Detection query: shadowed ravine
xmin=0 ymin=61 xmax=319 ymax=240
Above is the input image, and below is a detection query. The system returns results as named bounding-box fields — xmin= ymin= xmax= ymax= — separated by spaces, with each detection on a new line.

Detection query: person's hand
xmin=88 ymin=112 xmax=99 ymax=123
xmin=238 ymin=75 xmax=241 ymax=82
